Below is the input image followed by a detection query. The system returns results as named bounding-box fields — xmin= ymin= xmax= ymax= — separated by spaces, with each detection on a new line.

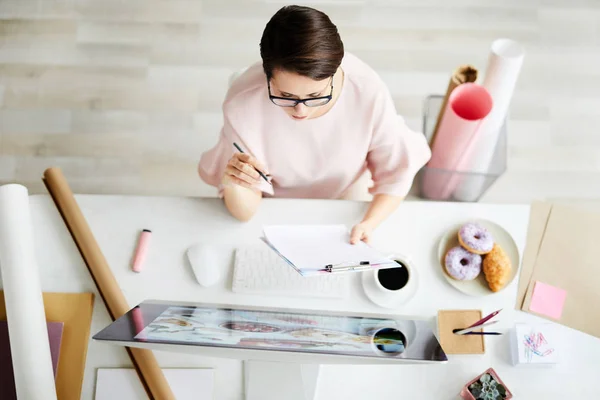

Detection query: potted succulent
xmin=460 ymin=368 xmax=513 ymax=400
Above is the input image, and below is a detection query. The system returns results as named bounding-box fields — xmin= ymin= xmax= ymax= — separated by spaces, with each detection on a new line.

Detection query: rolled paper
xmin=453 ymin=39 xmax=525 ymax=201
xmin=429 ymin=65 xmax=478 ymax=148
xmin=0 ymin=184 xmax=58 ymax=400
xmin=41 ymin=168 xmax=176 ymax=400
xmin=421 ymin=83 xmax=493 ymax=200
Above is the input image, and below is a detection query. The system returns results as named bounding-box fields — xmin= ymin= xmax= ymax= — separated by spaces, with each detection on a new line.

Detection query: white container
xmin=511 ymin=323 xmax=559 ymax=366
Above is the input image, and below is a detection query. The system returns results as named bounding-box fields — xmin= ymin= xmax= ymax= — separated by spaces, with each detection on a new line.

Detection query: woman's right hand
xmin=221 ymin=152 xmax=268 ymax=190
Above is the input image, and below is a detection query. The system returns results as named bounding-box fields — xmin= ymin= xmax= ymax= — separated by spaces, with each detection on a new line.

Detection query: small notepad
xmin=262 ymin=224 xmax=396 ymax=276
xmin=529 ymin=281 xmax=567 ymax=320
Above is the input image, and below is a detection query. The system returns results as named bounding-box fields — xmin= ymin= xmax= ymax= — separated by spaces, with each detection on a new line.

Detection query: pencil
xmin=467 ymin=309 xmax=502 ymax=329
xmin=462 ymin=332 xmax=502 ymax=336
xmin=232 ymin=142 xmax=271 ymax=185
xmin=453 ymin=321 xmax=498 ymax=335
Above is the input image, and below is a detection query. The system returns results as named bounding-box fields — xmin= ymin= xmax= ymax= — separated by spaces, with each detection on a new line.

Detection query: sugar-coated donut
xmin=458 ymin=222 xmax=494 ymax=255
xmin=483 ymin=244 xmax=512 ymax=292
xmin=444 ymin=246 xmax=482 ymax=281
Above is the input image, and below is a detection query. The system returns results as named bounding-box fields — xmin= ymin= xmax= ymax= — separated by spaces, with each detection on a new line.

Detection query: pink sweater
xmin=198 ymin=53 xmax=431 ymax=199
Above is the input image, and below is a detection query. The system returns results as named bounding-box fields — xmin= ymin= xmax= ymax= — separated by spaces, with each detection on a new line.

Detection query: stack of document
xmin=261 ymin=224 xmax=397 ymax=276
xmin=516 ymin=201 xmax=600 ymax=339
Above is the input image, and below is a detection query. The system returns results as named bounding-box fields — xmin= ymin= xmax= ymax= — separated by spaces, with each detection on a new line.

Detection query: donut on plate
xmin=458 ymin=222 xmax=494 ymax=255
xmin=444 ymin=246 xmax=482 ymax=281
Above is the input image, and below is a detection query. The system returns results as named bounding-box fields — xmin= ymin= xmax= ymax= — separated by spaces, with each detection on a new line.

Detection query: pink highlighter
xmin=132 ymin=229 xmax=151 ymax=273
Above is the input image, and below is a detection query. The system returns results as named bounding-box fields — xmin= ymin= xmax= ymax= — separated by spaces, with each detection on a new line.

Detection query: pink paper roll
xmin=421 ymin=83 xmax=493 ymax=200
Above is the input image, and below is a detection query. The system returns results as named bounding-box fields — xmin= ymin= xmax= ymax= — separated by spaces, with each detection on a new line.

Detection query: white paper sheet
xmin=0 ymin=184 xmax=57 ymax=399
xmin=453 ymin=38 xmax=525 ymax=201
xmin=95 ymin=368 xmax=215 ymax=400
xmin=262 ymin=225 xmax=394 ymax=274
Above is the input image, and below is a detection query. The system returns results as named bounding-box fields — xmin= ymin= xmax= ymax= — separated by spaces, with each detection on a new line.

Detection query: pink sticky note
xmin=529 ymin=281 xmax=567 ymax=319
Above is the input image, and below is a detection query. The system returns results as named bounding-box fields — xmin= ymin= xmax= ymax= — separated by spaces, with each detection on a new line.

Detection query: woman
xmin=198 ymin=5 xmax=431 ymax=244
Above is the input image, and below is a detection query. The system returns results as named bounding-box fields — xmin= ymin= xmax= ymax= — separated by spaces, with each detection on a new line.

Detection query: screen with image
xmin=93 ymin=301 xmax=448 ymax=363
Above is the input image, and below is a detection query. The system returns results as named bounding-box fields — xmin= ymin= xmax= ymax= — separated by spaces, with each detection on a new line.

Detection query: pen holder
xmin=437 ymin=310 xmax=485 ymax=355
xmin=416 ymin=95 xmax=507 ymax=202
xmin=460 ymin=368 xmax=513 ymax=400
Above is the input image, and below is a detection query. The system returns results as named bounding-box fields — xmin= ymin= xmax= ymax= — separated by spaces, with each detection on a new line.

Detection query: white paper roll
xmin=0 ymin=184 xmax=57 ymax=399
xmin=453 ymin=39 xmax=525 ymax=201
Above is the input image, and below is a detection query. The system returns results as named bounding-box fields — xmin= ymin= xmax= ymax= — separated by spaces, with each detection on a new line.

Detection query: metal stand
xmin=244 ymin=360 xmax=321 ymax=400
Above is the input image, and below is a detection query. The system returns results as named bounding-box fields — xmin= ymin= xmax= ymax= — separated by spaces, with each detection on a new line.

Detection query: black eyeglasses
xmin=268 ymin=77 xmax=333 ymax=107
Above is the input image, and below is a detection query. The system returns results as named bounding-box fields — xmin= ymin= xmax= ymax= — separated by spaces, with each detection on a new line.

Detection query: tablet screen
xmin=93 ymin=301 xmax=447 ymax=363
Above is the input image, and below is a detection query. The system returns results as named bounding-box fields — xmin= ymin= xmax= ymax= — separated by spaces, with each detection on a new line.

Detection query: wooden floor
xmin=1 ymin=0 xmax=599 ymax=203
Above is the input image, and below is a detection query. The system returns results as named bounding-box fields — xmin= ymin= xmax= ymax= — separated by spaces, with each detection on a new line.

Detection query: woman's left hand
xmin=350 ymin=221 xmax=374 ymax=244
xmin=350 ymin=194 xmax=404 ymax=245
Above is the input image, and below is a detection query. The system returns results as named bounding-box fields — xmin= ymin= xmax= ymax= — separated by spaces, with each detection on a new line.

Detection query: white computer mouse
xmin=186 ymin=243 xmax=231 ymax=287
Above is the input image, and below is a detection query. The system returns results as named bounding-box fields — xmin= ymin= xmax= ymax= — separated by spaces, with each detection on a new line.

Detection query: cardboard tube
xmin=41 ymin=167 xmax=175 ymax=400
xmin=430 ymin=65 xmax=478 ymax=147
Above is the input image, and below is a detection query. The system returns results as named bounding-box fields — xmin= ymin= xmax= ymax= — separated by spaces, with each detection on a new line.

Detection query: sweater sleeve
xmin=197 ymin=108 xmax=274 ymax=197
xmin=366 ymin=88 xmax=432 ymax=197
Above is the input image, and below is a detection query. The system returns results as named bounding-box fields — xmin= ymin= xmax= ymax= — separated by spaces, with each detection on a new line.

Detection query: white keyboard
xmin=232 ymin=245 xmax=350 ymax=299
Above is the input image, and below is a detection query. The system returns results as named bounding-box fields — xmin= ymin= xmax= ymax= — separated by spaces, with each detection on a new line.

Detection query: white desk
xmin=10 ymin=195 xmax=599 ymax=399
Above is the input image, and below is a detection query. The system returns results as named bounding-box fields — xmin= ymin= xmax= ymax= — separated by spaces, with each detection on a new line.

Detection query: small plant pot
xmin=460 ymin=368 xmax=513 ymax=400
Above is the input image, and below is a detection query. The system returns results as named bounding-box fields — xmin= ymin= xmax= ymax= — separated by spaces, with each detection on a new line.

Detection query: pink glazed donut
xmin=458 ymin=222 xmax=494 ymax=255
xmin=444 ymin=246 xmax=482 ymax=281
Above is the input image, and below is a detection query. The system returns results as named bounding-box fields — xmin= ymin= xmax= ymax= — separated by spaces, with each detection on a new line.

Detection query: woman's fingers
xmin=237 ymin=153 xmax=268 ymax=175
xmin=231 ymin=156 xmax=260 ymax=180
xmin=350 ymin=227 xmax=363 ymax=244
xmin=350 ymin=224 xmax=371 ymax=244
xmin=222 ymin=152 xmax=269 ymax=189
xmin=226 ymin=165 xmax=260 ymax=185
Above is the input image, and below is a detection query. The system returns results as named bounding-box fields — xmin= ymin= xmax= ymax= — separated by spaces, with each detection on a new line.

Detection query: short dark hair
xmin=259 ymin=5 xmax=344 ymax=81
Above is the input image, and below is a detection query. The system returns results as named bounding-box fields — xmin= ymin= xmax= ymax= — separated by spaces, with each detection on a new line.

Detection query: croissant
xmin=482 ymin=244 xmax=511 ymax=292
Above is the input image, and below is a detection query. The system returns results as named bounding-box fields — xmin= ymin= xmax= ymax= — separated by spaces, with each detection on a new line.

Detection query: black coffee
xmin=377 ymin=261 xmax=409 ymax=291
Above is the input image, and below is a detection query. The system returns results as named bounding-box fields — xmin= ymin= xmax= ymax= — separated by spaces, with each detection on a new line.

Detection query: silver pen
xmin=325 ymin=261 xmax=372 ymax=273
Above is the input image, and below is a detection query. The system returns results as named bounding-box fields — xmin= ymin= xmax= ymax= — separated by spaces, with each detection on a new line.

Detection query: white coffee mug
xmin=362 ymin=253 xmax=419 ymax=309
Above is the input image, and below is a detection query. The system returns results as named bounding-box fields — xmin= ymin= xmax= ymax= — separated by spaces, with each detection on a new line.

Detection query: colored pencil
xmin=453 ymin=321 xmax=498 ymax=335
xmin=467 ymin=309 xmax=502 ymax=329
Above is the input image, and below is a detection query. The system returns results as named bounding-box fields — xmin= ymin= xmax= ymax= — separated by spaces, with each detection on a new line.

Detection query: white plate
xmin=437 ymin=219 xmax=520 ymax=296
